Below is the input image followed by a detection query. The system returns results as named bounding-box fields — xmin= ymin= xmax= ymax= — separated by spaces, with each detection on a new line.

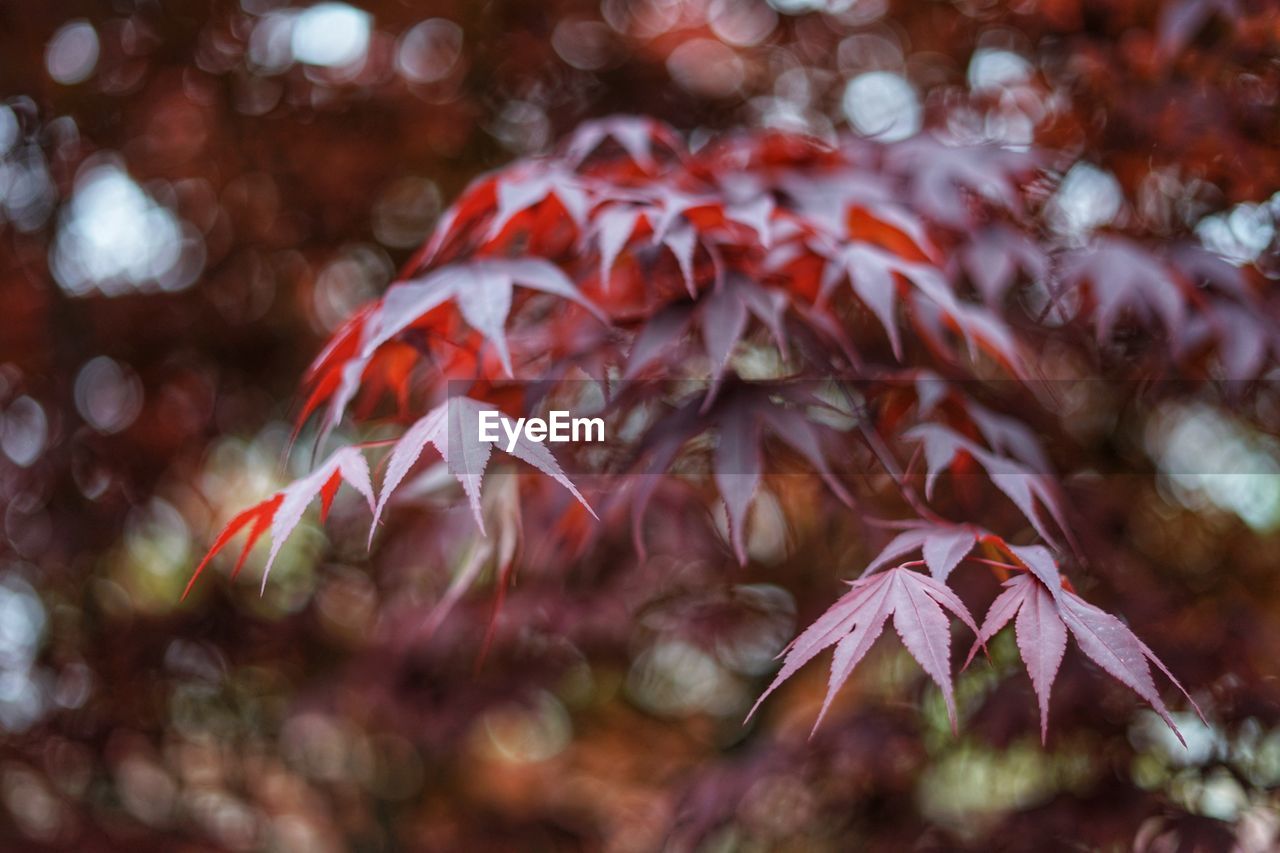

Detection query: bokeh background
xmin=1 ymin=0 xmax=1279 ymax=850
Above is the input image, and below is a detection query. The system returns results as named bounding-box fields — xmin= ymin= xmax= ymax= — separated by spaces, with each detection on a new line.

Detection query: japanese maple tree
xmin=6 ymin=0 xmax=1280 ymax=847
xmin=183 ymin=114 xmax=1260 ymax=744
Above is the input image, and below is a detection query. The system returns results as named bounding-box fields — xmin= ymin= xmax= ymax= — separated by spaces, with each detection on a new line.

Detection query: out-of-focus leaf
xmin=751 ymin=566 xmax=979 ymax=730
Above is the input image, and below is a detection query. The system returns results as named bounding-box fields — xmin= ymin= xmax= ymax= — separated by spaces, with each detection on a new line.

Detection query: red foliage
xmin=185 ymin=115 xmax=1265 ymax=744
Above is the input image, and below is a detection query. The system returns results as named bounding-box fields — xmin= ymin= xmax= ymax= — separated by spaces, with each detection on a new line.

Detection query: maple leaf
xmin=1160 ymin=244 xmax=1279 ymax=378
xmin=370 ymin=396 xmax=595 ymax=538
xmin=765 ymin=237 xmax=907 ymax=359
xmin=893 ymin=375 xmax=1051 ymax=473
xmin=885 ymin=135 xmax=1042 ymax=228
xmin=624 ymin=276 xmax=791 ymax=381
xmin=917 ymin=298 xmax=1029 ymax=378
xmin=779 ymin=228 xmax=1024 ymax=374
xmin=860 ymin=522 xmax=981 ymax=583
xmin=962 ymin=400 xmax=1052 ymax=473
xmin=723 ymin=194 xmax=776 ymax=248
xmin=749 ymin=566 xmax=980 ymax=731
xmin=562 ymin=115 xmax=684 ymax=173
xmin=365 ymin=259 xmax=606 ymax=376
xmin=192 ymin=116 xmax=1221 ymax=753
xmin=421 ymin=473 xmax=525 ymax=650
xmin=184 ymin=447 xmax=375 ymax=598
xmin=967 ymin=547 xmax=1203 ymax=744
xmin=966 ymin=573 xmax=1066 ymax=743
xmin=957 ymin=223 xmax=1049 ymax=306
xmin=1060 ymin=237 xmax=1190 ymax=343
xmin=625 ymin=186 xmax=769 ymax=298
xmin=486 ymin=164 xmax=590 ymax=240
xmin=593 ymin=204 xmax=646 ymax=292
xmin=301 ymin=259 xmax=608 ymax=444
xmin=1182 ymin=300 xmax=1280 ymax=379
xmin=618 ymin=384 xmax=853 ymax=564
xmin=589 ymin=199 xmax=713 ymax=298
xmin=819 ymin=244 xmax=932 ymax=359
xmin=1168 ymin=243 xmax=1254 ymax=302
xmin=775 ymin=170 xmax=894 ymax=235
xmin=904 ymin=424 xmax=1070 ymax=547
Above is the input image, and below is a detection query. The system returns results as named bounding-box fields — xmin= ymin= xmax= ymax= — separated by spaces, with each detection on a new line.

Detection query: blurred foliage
xmin=0 ymin=0 xmax=1278 ymax=850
